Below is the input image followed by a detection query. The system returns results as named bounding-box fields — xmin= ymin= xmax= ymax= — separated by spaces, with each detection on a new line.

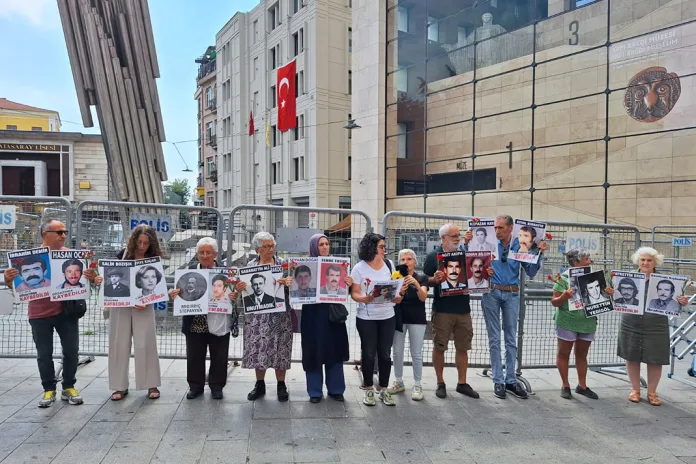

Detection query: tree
xmin=163 ymin=178 xmax=191 ymax=205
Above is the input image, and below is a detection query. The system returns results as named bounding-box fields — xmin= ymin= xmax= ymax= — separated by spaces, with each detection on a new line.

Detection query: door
xmin=2 ymin=166 xmax=35 ymax=196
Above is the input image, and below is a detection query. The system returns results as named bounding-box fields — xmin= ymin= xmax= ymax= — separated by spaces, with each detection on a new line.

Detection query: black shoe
xmin=506 ymin=382 xmax=528 ymax=399
xmin=277 ymin=382 xmax=289 ymax=402
xmin=309 ymin=396 xmax=322 ymax=403
xmin=435 ymin=382 xmax=447 ymax=399
xmin=575 ymin=386 xmax=599 ymax=400
xmin=328 ymin=393 xmax=344 ymax=402
xmin=247 ymin=381 xmax=266 ymax=401
xmin=494 ymin=383 xmax=506 ymax=399
xmin=561 ymin=387 xmax=572 ymax=400
xmin=456 ymin=383 xmax=480 ymax=399
xmin=211 ymin=390 xmax=224 ymax=400
xmin=186 ymin=390 xmax=203 ymax=400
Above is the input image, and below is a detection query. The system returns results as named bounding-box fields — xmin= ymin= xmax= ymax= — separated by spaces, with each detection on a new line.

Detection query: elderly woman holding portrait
xmin=169 ymin=237 xmax=235 ymax=400
xmin=109 ymin=225 xmax=162 ymax=401
xmin=236 ymin=232 xmax=293 ymax=402
xmin=551 ymin=249 xmax=613 ymax=400
xmin=301 ymin=234 xmax=351 ymax=403
xmin=618 ymin=247 xmax=688 ymax=406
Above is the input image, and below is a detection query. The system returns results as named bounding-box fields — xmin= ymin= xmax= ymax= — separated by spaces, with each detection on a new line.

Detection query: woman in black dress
xmin=302 ymin=234 xmax=351 ymax=402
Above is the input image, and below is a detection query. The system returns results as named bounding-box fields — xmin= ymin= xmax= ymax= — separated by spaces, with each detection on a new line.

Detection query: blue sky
xmin=0 ymin=0 xmax=257 ymax=193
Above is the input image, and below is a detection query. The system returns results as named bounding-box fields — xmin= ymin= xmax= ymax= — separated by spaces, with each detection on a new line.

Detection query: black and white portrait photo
xmin=239 ymin=265 xmax=279 ymax=314
xmin=611 ymin=270 xmax=646 ymax=315
xmin=104 ymin=267 xmax=130 ymax=297
xmin=577 ymin=270 xmax=614 ymax=317
xmin=173 ymin=268 xmax=210 ymax=316
xmin=176 ymin=271 xmax=208 ymax=302
xmin=568 ymin=266 xmax=591 ymax=311
xmin=467 ymin=219 xmax=497 ymax=259
xmin=131 ymin=257 xmax=168 ymax=306
xmin=645 ymin=273 xmax=688 ymax=317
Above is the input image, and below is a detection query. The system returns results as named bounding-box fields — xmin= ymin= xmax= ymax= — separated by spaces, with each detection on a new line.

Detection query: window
xmin=298 ymin=71 xmax=304 ymax=95
xmin=294 ymin=114 xmax=304 ymax=141
xmin=348 ymin=27 xmax=352 ymax=52
xmin=397 ymin=6 xmax=408 ymax=32
xmin=293 ymin=156 xmax=305 ymax=181
xmin=270 ymin=46 xmax=276 ymax=69
xmin=271 ymin=85 xmax=277 ymax=108
xmin=338 ymin=196 xmax=351 ymax=221
xmin=31 ymin=126 xmax=42 ymax=131
xmin=427 ymin=16 xmax=439 ymax=42
xmin=299 ymin=28 xmax=304 ymax=53
xmin=293 ymin=31 xmax=300 ymax=57
xmin=348 ymin=156 xmax=352 ymax=180
xmin=253 ymin=20 xmax=258 ymax=42
xmin=292 ymin=0 xmax=299 ymax=14
xmin=395 ymin=69 xmax=407 ymax=94
xmin=206 ymin=192 xmax=215 ymax=207
xmin=348 ymin=70 xmax=352 ymax=95
xmin=205 ymin=87 xmax=214 ymax=108
xmin=253 ymin=91 xmax=259 ymax=111
xmin=5 ymin=125 xmax=16 ymax=130
xmin=206 ymin=121 xmax=214 ymax=141
xmin=226 ymin=79 xmax=231 ymax=100
xmin=271 ymin=125 xmax=278 ymax=147
xmin=397 ymin=123 xmax=407 ymax=159
xmin=272 ymin=161 xmax=281 ymax=184
xmin=268 ymin=3 xmax=279 ymax=31
xmin=253 ymin=57 xmax=258 ymax=80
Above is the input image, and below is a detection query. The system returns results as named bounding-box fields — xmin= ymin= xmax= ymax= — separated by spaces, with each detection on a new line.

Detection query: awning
xmin=326 ymin=214 xmax=351 ymax=233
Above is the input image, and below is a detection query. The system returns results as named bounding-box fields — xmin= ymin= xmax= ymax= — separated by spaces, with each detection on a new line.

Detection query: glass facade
xmin=385 ymin=0 xmax=696 ymax=227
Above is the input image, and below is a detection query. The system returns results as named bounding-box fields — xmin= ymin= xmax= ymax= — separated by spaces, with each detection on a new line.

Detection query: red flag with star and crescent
xmin=277 ymin=60 xmax=296 ymax=132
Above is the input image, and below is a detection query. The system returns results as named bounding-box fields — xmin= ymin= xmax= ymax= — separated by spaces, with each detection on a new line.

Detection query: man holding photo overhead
xmin=482 ymin=215 xmax=547 ymax=400
xmin=424 ymin=223 xmax=491 ymax=400
xmin=4 ymin=220 xmax=100 ymax=408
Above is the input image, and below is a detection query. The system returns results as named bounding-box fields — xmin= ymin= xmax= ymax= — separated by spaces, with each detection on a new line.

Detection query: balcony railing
xmin=206 ymin=98 xmax=217 ymax=110
xmin=206 ymin=134 xmax=217 ymax=148
xmin=197 ymin=59 xmax=216 ymax=80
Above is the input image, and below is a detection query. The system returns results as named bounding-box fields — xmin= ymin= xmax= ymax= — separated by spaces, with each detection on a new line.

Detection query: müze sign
xmin=0 ymin=143 xmax=60 ymax=152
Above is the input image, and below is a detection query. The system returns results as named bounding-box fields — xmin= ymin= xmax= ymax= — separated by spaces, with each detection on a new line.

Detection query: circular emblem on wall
xmin=623 ymin=66 xmax=681 ymax=123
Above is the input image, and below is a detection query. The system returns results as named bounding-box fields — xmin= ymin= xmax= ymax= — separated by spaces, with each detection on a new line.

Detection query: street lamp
xmin=170 ymin=142 xmax=193 ymax=172
xmin=343 ymin=119 xmax=361 ymax=130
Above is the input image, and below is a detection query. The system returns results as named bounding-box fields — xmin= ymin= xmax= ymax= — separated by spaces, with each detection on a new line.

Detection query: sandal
xmin=110 ymin=390 xmax=128 ymax=401
xmin=647 ymin=392 xmax=661 ymax=406
xmin=628 ymin=390 xmax=641 ymax=403
xmin=147 ymin=388 xmax=160 ymax=400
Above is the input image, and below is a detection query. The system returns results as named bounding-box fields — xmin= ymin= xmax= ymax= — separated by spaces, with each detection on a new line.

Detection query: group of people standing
xmin=8 ymin=217 xmax=686 ymax=409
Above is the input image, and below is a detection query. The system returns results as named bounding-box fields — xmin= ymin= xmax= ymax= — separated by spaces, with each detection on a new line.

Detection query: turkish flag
xmin=248 ymin=111 xmax=254 ymax=136
xmin=277 ymin=60 xmax=296 ymax=132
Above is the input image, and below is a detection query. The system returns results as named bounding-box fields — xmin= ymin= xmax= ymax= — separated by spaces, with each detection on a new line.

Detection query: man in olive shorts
xmin=424 ymin=223 xmax=491 ymax=400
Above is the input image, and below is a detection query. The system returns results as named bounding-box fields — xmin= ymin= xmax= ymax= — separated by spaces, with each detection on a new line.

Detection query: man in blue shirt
xmin=482 ymin=215 xmax=547 ymax=400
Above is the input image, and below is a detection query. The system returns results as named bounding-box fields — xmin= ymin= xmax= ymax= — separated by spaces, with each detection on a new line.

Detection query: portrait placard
xmin=208 ymin=267 xmax=235 ymax=314
xmin=568 ymin=266 xmax=591 ymax=311
xmin=131 ymin=257 xmax=167 ymax=306
xmin=239 ymin=265 xmax=278 ymax=314
xmin=366 ymin=280 xmax=404 ymax=304
xmin=508 ymin=219 xmax=546 ymax=264
xmin=577 ymin=270 xmax=614 ymax=317
xmin=464 ymin=251 xmax=491 ymax=294
xmin=645 ymin=273 xmax=688 ymax=317
xmin=99 ymin=259 xmax=133 ymax=308
xmin=289 ymin=258 xmax=319 ymax=306
xmin=8 ymin=247 xmax=51 ymax=303
xmin=612 ymin=271 xmax=646 ymax=315
xmin=317 ymin=257 xmax=350 ymax=303
xmin=50 ymin=250 xmax=90 ymax=302
xmin=173 ymin=269 xmax=209 ymax=316
xmin=438 ymin=251 xmax=468 ymax=296
xmin=467 ymin=219 xmax=498 ymax=260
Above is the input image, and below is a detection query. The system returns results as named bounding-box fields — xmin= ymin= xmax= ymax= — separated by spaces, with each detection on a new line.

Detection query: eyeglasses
xmin=377 ymin=245 xmax=387 ymax=250
xmin=259 ymin=245 xmax=275 ymax=250
xmin=47 ymin=230 xmax=68 ymax=236
xmin=447 ymin=234 xmax=461 ymax=240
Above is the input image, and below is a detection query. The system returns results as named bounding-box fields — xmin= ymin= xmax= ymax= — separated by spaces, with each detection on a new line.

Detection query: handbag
xmin=328 ymin=303 xmax=348 ymax=323
xmin=62 ymin=299 xmax=87 ymax=319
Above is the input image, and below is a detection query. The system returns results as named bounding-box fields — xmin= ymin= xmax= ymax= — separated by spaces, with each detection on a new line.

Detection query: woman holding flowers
xmin=236 ymin=232 xmax=293 ymax=402
xmin=618 ymin=247 xmax=688 ymax=406
xmin=169 ymin=237 xmax=235 ymax=400
xmin=350 ymin=233 xmax=405 ymax=406
xmin=551 ymin=248 xmax=613 ymax=400
xmin=301 ymin=234 xmax=351 ymax=403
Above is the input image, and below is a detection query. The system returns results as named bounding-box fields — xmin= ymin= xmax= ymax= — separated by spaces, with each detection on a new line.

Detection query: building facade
xmin=215 ymin=0 xmax=353 ymax=223
xmin=194 ymin=47 xmax=219 ymax=208
xmin=353 ymin=0 xmax=696 ymax=230
xmin=0 ymin=98 xmax=61 ymax=132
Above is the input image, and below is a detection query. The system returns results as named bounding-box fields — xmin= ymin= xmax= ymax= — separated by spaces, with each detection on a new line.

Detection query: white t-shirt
xmin=350 ymin=259 xmax=395 ymax=320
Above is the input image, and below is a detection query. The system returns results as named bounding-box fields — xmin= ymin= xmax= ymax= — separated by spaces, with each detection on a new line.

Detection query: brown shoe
xmin=647 ymin=392 xmax=661 ymax=406
xmin=628 ymin=389 xmax=640 ymax=403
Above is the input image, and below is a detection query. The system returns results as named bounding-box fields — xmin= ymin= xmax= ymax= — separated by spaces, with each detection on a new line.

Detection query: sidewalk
xmin=0 ymin=357 xmax=696 ymax=463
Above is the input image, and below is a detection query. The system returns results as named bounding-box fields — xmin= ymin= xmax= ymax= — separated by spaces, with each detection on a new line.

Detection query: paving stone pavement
xmin=1 ymin=357 xmax=696 ymax=463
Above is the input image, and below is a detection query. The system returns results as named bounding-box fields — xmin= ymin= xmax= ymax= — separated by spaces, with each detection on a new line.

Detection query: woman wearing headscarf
xmin=169 ymin=237 xmax=236 ymax=400
xmin=301 ymin=234 xmax=351 ymax=403
xmin=109 ymin=225 xmax=162 ymax=401
xmin=236 ymin=232 xmax=293 ymax=402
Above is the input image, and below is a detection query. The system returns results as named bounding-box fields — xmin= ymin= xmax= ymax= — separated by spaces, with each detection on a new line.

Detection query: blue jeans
xmin=481 ymin=289 xmax=520 ymax=385
xmin=306 ymin=362 xmax=345 ymax=398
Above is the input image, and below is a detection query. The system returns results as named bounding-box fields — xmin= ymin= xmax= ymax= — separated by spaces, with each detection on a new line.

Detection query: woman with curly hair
xmin=350 ymin=233 xmax=405 ymax=407
xmin=109 ymin=225 xmax=163 ymax=401
xmin=618 ymin=246 xmax=688 ymax=406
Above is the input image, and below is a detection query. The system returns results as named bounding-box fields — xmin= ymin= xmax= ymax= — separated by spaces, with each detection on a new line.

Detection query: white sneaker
xmin=379 ymin=389 xmax=396 ymax=406
xmin=387 ymin=380 xmax=405 ymax=394
xmin=412 ymin=385 xmax=424 ymax=401
xmin=363 ymin=388 xmax=376 ymax=406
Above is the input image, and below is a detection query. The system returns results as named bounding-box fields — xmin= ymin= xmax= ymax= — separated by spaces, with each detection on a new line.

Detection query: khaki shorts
xmin=432 ymin=312 xmax=473 ymax=353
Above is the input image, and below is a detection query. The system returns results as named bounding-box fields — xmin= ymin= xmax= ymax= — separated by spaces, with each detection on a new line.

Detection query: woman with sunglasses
xmin=350 ymin=233 xmax=405 ymax=406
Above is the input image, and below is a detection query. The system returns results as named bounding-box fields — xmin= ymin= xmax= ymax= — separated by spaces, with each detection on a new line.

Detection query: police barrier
xmin=227 ymin=204 xmax=373 ymax=362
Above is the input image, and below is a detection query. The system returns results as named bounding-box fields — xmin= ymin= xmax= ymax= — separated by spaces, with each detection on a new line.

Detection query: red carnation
xmin=545 ymin=233 xmax=552 ymax=240
xmin=547 ymin=275 xmax=552 ymax=281
xmin=89 ymin=262 xmax=98 ymax=269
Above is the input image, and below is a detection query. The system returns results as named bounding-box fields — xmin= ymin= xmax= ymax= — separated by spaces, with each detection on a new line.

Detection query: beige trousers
xmin=108 ymin=306 xmax=162 ymax=391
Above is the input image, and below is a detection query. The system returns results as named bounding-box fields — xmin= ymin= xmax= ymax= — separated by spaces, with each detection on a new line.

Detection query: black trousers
xmin=185 ymin=332 xmax=230 ymax=392
xmin=29 ymin=312 xmax=80 ymax=391
xmin=356 ymin=316 xmax=395 ymax=388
